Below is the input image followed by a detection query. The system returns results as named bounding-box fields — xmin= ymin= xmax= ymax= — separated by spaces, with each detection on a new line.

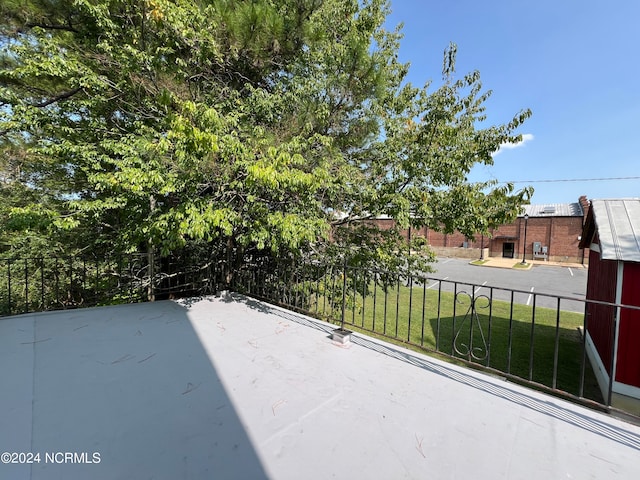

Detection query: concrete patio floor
xmin=1 ymin=294 xmax=639 ymax=479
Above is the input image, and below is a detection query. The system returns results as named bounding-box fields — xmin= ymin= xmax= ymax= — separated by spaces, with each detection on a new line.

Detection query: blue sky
xmin=384 ymin=0 xmax=640 ymax=205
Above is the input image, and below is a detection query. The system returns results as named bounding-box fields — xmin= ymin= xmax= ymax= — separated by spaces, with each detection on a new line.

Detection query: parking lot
xmin=419 ymin=257 xmax=588 ymax=312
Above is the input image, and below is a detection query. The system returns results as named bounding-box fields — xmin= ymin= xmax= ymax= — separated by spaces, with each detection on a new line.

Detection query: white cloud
xmin=493 ymin=133 xmax=534 ymax=156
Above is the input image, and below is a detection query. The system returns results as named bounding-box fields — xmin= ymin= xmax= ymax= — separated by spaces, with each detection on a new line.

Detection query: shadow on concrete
xmin=0 ymin=300 xmax=268 ymax=480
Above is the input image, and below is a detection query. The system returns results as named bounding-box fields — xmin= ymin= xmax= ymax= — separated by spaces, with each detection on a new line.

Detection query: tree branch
xmin=25 ymin=22 xmax=79 ymax=33
xmin=330 ymin=214 xmax=375 ymax=227
xmin=33 ymin=87 xmax=82 ymax=107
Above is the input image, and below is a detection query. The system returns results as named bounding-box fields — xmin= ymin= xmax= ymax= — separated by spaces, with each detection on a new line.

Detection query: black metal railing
xmin=232 ymin=258 xmax=640 ymax=418
xmin=3 ymin=253 xmax=639 ymax=419
xmin=0 ymin=253 xmax=225 ymax=316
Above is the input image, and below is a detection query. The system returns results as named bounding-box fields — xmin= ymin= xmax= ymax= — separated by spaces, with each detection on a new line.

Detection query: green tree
xmin=0 ymin=0 xmax=532 ymax=275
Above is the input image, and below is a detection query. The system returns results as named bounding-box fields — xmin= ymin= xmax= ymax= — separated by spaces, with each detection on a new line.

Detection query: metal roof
xmin=591 ymin=198 xmax=640 ymax=262
xmin=519 ymin=202 xmax=584 ymax=217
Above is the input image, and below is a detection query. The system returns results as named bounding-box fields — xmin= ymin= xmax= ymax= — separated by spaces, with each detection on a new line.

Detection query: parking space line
xmin=474 ymin=281 xmax=488 ymax=295
xmin=427 ymin=276 xmax=448 ymax=289
xmin=526 ymin=287 xmax=534 ymax=306
xmin=568 ymin=267 xmax=574 ymax=277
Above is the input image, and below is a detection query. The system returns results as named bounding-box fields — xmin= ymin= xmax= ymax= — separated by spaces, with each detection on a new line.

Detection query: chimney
xmin=578 ymin=195 xmax=589 ymax=219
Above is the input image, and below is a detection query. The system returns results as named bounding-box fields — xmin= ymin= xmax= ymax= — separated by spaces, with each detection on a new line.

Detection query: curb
xmin=469 ymin=260 xmax=533 ymax=270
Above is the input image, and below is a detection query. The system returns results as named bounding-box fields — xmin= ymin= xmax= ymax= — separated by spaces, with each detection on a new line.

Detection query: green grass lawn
xmin=310 ymin=281 xmax=602 ymax=403
xmin=469 ymin=259 xmax=488 ymax=265
xmin=512 ymin=262 xmax=531 ymax=269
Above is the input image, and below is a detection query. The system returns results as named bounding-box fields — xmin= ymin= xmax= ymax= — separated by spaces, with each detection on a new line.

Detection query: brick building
xmin=373 ymin=195 xmax=590 ymax=264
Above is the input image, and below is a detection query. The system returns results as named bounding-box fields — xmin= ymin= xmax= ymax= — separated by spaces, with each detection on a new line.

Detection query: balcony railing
xmin=2 ymin=254 xmax=639 ymax=420
xmin=231 ymin=259 xmax=640 ymax=420
xmin=0 ymin=253 xmax=222 ymax=315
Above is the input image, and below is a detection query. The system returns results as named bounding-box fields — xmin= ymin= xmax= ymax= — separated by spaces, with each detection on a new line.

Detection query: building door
xmin=502 ymin=242 xmax=515 ymax=258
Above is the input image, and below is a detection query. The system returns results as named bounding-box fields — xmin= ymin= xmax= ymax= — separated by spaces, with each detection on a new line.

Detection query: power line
xmin=501 ymin=176 xmax=640 ymax=184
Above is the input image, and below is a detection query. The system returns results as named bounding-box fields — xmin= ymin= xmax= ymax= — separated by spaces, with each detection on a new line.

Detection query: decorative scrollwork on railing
xmin=453 ymin=292 xmax=491 ymax=362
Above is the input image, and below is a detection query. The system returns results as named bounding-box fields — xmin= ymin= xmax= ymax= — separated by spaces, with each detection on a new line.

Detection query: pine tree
xmin=1 ymin=0 xmax=532 ymax=274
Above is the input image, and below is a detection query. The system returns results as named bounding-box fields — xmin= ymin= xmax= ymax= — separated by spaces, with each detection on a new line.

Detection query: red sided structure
xmin=580 ymin=199 xmax=640 ymax=403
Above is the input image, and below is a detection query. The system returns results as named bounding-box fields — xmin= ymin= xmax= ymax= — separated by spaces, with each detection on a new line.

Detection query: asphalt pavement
xmin=418 ymin=257 xmax=588 ymax=312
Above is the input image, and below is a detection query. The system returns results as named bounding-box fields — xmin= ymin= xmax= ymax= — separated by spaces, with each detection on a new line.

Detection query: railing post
xmin=7 ymin=259 xmax=12 ymax=315
xmin=361 ymin=270 xmax=367 ymax=328
xmin=315 ymin=264 xmax=321 ymax=314
xmin=420 ymin=277 xmax=427 ymax=347
xmin=352 ymin=268 xmax=357 ymax=325
xmin=24 ymin=258 xmax=28 ymax=314
xmin=148 ymin=250 xmax=155 ymax=302
xmin=452 ymin=282 xmax=458 ymax=356
xmin=383 ymin=275 xmax=388 ymax=335
xmin=395 ymin=275 xmax=400 ymax=338
xmin=507 ymin=290 xmax=514 ymax=375
xmin=68 ymin=256 xmax=73 ymax=308
xmin=340 ymin=256 xmax=347 ymax=330
xmin=407 ymin=274 xmax=413 ymax=342
xmin=435 ymin=281 xmax=442 ymax=352
xmin=552 ymin=297 xmax=561 ymax=390
xmin=148 ymin=194 xmax=156 ymax=301
xmin=468 ymin=290 xmax=475 ymax=358
xmin=372 ymin=272 xmax=378 ymax=331
xmin=579 ymin=302 xmax=589 ymax=398
xmin=40 ymin=257 xmax=45 ymax=311
xmin=487 ymin=289 xmax=494 ymax=367
xmin=528 ymin=295 xmax=537 ymax=381
xmin=54 ymin=257 xmax=59 ymax=306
